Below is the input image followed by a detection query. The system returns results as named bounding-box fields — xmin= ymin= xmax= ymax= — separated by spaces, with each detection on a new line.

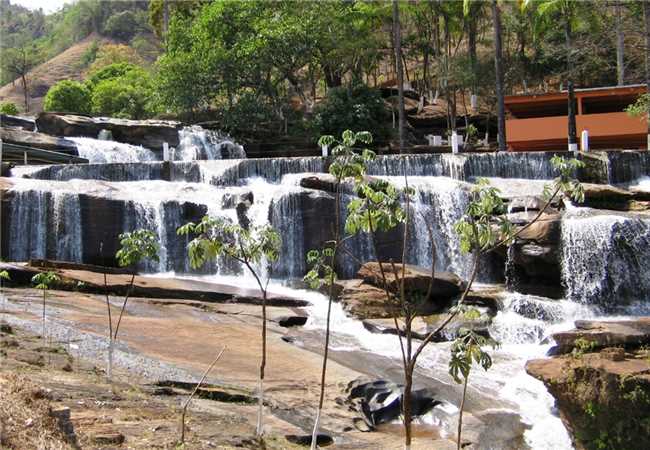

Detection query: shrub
xmin=90 ymin=68 xmax=155 ymax=119
xmin=314 ymin=85 xmax=391 ymax=141
xmin=0 ymin=102 xmax=19 ymax=115
xmin=103 ymin=11 xmax=139 ymax=42
xmin=78 ymin=39 xmax=100 ymax=69
xmin=88 ymin=44 xmax=143 ymax=74
xmin=43 ymin=80 xmax=91 ymax=114
xmin=85 ymin=62 xmax=140 ymax=89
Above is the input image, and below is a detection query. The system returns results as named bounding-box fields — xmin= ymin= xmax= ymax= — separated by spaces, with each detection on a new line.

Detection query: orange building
xmin=505 ymin=84 xmax=647 ymax=151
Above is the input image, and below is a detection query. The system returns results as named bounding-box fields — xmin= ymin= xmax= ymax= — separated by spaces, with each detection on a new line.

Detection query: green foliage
xmin=31 ymin=271 xmax=60 ymax=291
xmin=216 ymin=92 xmax=278 ymax=137
xmin=103 ymin=11 xmax=140 ymax=41
xmin=626 ymin=94 xmax=649 ymax=118
xmin=115 ymin=229 xmax=159 ymax=268
xmin=449 ymin=329 xmax=498 ymax=384
xmin=78 ymin=39 xmax=100 ymax=68
xmin=571 ymin=337 xmax=596 ymax=359
xmin=43 ymin=80 xmax=92 ymax=114
xmin=0 ymin=270 xmax=10 ymax=281
xmin=543 ymin=156 xmax=585 ymax=203
xmin=86 ymin=62 xmax=139 ymax=88
xmin=346 ymin=180 xmax=409 ymax=235
xmin=177 ymin=217 xmax=281 ymax=270
xmin=455 ymin=178 xmax=514 ymax=254
xmin=314 ymin=85 xmax=390 ymax=141
xmin=90 ymin=67 xmax=156 ymax=119
xmin=303 ymin=248 xmax=336 ymax=290
xmin=0 ymin=102 xmax=19 ymax=115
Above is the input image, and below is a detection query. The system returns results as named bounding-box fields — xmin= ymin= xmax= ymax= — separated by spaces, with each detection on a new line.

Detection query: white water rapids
xmin=5 ymin=131 xmax=650 ymax=449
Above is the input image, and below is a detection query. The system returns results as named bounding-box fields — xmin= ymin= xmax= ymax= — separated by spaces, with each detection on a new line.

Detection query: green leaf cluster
xmin=449 ymin=330 xmax=498 ymax=384
xmin=43 ymin=80 xmax=92 ymax=115
xmin=0 ymin=102 xmax=19 ymax=115
xmin=543 ymin=155 xmax=585 ymax=203
xmin=0 ymin=270 xmax=10 ymax=281
xmin=303 ymin=248 xmax=336 ymax=290
xmin=178 ymin=217 xmax=281 ymax=270
xmin=115 ymin=229 xmax=160 ymax=268
xmin=31 ymin=271 xmax=60 ymax=291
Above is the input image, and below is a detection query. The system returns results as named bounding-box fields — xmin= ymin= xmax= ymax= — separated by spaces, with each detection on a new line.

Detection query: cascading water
xmin=561 ymin=210 xmax=650 ymax=309
xmin=5 ymin=134 xmax=650 ymax=450
xmin=176 ymin=126 xmax=246 ymax=160
xmin=70 ymin=137 xmax=158 ymax=164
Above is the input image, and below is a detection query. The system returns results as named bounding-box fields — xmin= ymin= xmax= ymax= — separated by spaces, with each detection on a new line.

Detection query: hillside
xmin=0 ymin=34 xmax=118 ymax=114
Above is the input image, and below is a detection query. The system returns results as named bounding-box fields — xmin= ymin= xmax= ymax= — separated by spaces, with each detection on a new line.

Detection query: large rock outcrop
xmin=35 ymin=112 xmax=180 ymax=151
xmin=0 ymin=126 xmax=78 ymax=153
xmin=526 ymin=318 xmax=650 ymax=450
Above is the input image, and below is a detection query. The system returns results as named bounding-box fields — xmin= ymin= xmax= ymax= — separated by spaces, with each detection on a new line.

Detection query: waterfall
xmin=561 ymin=211 xmax=650 ymax=308
xmin=70 ymin=137 xmax=157 ymax=164
xmin=176 ymin=126 xmax=247 ymax=160
xmin=7 ymin=189 xmax=82 ymax=262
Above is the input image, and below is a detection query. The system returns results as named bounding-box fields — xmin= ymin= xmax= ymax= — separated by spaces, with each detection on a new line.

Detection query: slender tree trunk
xmin=41 ymin=290 xmax=46 ymax=341
xmin=393 ymin=0 xmax=406 ymax=153
xmin=643 ymin=2 xmax=650 ymax=150
xmin=615 ymin=0 xmax=625 ymax=86
xmin=403 ymin=367 xmax=413 ymax=450
xmin=565 ymin=15 xmax=578 ymax=151
xmin=468 ymin=13 xmax=478 ymax=95
xmin=21 ymin=73 xmax=28 ymax=112
xmin=492 ymin=0 xmax=506 ymax=151
xmin=256 ymin=288 xmax=267 ymax=437
xmin=162 ymin=0 xmax=169 ymax=36
xmin=456 ymin=376 xmax=469 ymax=450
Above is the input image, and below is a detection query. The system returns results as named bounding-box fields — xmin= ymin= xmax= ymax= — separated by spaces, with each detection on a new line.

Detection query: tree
xmin=644 ymin=0 xmax=650 ymax=149
xmin=491 ymin=0 xmax=507 ymax=152
xmin=0 ymin=271 xmax=10 ymax=314
xmin=103 ymin=10 xmax=140 ymax=42
xmin=90 ymin=67 xmax=155 ymax=119
xmin=304 ymin=129 xmax=376 ymax=450
xmin=4 ymin=44 xmax=36 ymax=112
xmin=177 ymin=218 xmax=281 ymax=439
xmin=392 ymin=0 xmax=406 ymax=152
xmin=43 ymin=80 xmax=92 ymax=115
xmin=31 ymin=272 xmax=60 ymax=343
xmin=614 ymin=1 xmax=625 ymax=86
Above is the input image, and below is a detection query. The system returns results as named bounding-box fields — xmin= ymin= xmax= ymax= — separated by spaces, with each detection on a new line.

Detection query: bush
xmin=43 ymin=80 xmax=91 ymax=114
xmin=0 ymin=102 xmax=19 ymax=115
xmin=103 ymin=11 xmax=139 ymax=42
xmin=217 ymin=92 xmax=277 ymax=137
xmin=88 ymin=44 xmax=143 ymax=74
xmin=78 ymin=40 xmax=100 ymax=69
xmin=90 ymin=68 xmax=155 ymax=119
xmin=86 ymin=62 xmax=140 ymax=89
xmin=314 ymin=85 xmax=391 ymax=141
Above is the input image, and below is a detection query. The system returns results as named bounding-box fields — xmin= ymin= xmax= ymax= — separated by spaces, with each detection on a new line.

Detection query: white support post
xmin=451 ymin=131 xmax=459 ymax=154
xmin=163 ymin=142 xmax=170 ymax=161
xmin=580 ymin=130 xmax=589 ymax=152
xmin=24 ymin=151 xmax=27 ymax=165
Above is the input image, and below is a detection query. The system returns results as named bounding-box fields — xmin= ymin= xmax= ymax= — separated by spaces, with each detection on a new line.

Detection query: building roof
xmin=505 ymin=84 xmax=646 ymax=105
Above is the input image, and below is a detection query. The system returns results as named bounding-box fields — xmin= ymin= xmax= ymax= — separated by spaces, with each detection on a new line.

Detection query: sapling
xmin=31 ymin=271 xmax=60 ymax=342
xmin=177 ymin=218 xmax=281 ymax=439
xmin=0 ymin=270 xmax=9 ymax=313
xmin=110 ymin=230 xmax=159 ymax=381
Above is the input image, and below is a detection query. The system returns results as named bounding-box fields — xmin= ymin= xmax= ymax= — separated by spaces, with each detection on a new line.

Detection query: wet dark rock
xmin=346 ymin=378 xmax=441 ymax=428
xmin=277 ymin=315 xmax=308 ymax=327
xmin=285 ymin=434 xmax=334 ymax=447
xmin=0 ymin=114 xmax=35 ymax=131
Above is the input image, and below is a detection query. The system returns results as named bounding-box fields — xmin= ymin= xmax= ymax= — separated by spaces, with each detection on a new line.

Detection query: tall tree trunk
xmin=615 ymin=1 xmax=625 ymax=86
xmin=565 ymin=15 xmax=578 ymax=151
xmin=492 ymin=0 xmax=506 ymax=152
xmin=162 ymin=0 xmax=169 ymax=36
xmin=393 ymin=0 xmax=406 ymax=153
xmin=468 ymin=13 xmax=478 ymax=94
xmin=21 ymin=73 xmax=28 ymax=112
xmin=643 ymin=2 xmax=650 ymax=150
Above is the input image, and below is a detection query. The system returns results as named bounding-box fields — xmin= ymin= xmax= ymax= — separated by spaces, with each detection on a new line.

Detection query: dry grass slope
xmin=0 ymin=34 xmax=114 ymax=114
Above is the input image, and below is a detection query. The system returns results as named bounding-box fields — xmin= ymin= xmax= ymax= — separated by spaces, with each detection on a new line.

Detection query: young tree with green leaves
xmin=0 ymin=270 xmax=10 ymax=313
xmin=303 ymin=129 xmax=376 ymax=449
xmin=31 ymin=271 xmax=60 ymax=343
xmin=177 ymin=219 xmax=281 ymax=439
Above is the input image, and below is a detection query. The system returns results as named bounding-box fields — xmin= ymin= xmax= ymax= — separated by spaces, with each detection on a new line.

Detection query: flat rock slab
xmin=551 ymin=318 xmax=650 ymax=354
xmin=0 ymin=261 xmax=308 ymax=307
xmin=0 ymin=126 xmax=78 ymax=153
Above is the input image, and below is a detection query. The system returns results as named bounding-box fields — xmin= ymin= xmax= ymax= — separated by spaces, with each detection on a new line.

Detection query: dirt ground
xmin=0 ymin=288 xmax=456 ymax=449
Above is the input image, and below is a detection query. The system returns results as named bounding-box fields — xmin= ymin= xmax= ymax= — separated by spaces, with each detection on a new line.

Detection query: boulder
xmin=337 ymin=279 xmax=397 ymax=319
xmin=346 ymin=378 xmax=441 ymax=429
xmin=550 ymin=318 xmax=650 ymax=355
xmin=300 ymin=174 xmax=339 ymax=194
xmin=35 ymin=112 xmax=180 ymax=150
xmin=581 ymin=183 xmax=650 ymax=211
xmin=526 ymin=346 xmax=650 ymax=450
xmin=357 ymin=262 xmax=465 ymax=301
xmin=277 ymin=315 xmax=308 ymax=327
xmin=0 ymin=126 xmax=78 ymax=153
xmin=285 ymin=434 xmax=334 ymax=447
xmin=0 ymin=114 xmax=35 ymax=131
xmin=515 ymin=213 xmax=561 ymax=244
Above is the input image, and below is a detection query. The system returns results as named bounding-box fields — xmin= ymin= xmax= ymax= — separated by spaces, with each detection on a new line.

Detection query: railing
xmin=0 ymin=141 xmax=89 ymax=165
